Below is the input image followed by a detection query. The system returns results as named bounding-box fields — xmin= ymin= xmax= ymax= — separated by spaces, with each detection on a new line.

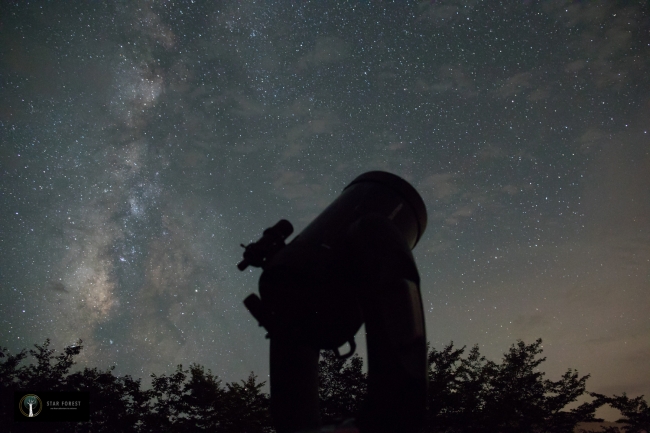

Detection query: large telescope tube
xmin=240 ymin=171 xmax=428 ymax=433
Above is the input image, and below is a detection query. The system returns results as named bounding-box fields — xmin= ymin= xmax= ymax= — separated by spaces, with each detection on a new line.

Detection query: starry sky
xmin=1 ymin=0 xmax=649 ymax=420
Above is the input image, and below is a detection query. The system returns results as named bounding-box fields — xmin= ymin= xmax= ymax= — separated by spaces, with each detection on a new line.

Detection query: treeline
xmin=0 ymin=338 xmax=648 ymax=432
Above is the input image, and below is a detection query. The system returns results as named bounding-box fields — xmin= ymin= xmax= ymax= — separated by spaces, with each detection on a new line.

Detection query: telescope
xmin=238 ymin=171 xmax=428 ymax=433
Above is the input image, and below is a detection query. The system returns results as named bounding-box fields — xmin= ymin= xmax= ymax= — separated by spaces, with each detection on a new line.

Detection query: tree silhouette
xmin=318 ymin=350 xmax=367 ymax=425
xmin=1 ymin=339 xmax=648 ymax=433
xmin=585 ymin=393 xmax=650 ymax=433
xmin=64 ymin=364 xmax=146 ymax=432
xmin=175 ymin=363 xmax=227 ymax=431
xmin=0 ymin=341 xmax=272 ymax=433
xmin=426 ymin=339 xmax=604 ymax=433
xmin=220 ymin=372 xmax=273 ymax=433
xmin=141 ymin=364 xmax=272 ymax=432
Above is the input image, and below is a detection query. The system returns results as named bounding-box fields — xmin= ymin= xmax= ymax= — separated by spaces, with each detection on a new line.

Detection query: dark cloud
xmin=47 ymin=281 xmax=68 ymax=293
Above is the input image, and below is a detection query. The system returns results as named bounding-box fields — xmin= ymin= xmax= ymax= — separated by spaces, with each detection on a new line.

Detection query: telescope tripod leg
xmin=360 ymin=278 xmax=427 ymax=433
xmin=349 ymin=214 xmax=427 ymax=433
xmin=270 ymin=337 xmax=321 ymax=433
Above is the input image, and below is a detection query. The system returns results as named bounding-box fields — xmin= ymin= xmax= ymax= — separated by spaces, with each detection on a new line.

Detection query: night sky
xmin=1 ymin=0 xmax=649 ymax=420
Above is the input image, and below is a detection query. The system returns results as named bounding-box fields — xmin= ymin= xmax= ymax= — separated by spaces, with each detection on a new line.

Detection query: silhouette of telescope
xmin=239 ymin=171 xmax=428 ymax=433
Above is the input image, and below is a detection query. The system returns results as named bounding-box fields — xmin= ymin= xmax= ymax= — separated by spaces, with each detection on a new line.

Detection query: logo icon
xmin=19 ymin=394 xmax=42 ymax=417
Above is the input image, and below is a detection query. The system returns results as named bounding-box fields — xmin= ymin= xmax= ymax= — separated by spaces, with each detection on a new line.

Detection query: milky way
xmin=1 ymin=1 xmax=649 ymax=419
